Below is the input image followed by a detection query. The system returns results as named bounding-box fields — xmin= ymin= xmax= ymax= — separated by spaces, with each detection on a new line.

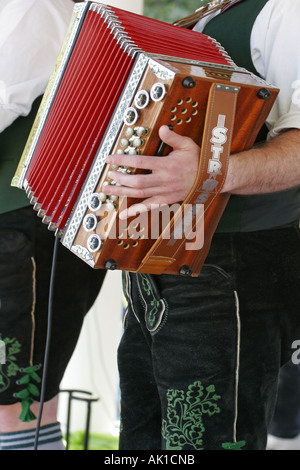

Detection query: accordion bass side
xmin=12 ymin=2 xmax=279 ymax=276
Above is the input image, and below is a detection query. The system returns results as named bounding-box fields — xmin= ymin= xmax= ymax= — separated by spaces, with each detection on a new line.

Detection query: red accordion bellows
xmin=23 ymin=3 xmax=233 ymax=229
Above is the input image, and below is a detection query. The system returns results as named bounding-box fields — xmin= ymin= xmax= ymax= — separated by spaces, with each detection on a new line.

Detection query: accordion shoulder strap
xmin=138 ymin=82 xmax=240 ymax=275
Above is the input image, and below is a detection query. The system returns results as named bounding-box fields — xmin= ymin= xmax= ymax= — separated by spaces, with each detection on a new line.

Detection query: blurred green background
xmin=144 ymin=0 xmax=199 ymax=23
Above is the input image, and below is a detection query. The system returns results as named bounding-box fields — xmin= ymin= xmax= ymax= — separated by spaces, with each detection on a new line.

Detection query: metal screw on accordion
xmin=257 ymin=88 xmax=271 ymax=100
xmin=105 ymin=259 xmax=118 ymax=271
xmin=182 ymin=76 xmax=196 ymax=89
xmin=179 ymin=265 xmax=193 ymax=277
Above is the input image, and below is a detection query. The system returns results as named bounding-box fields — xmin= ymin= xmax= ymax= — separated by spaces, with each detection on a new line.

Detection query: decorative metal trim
xmin=71 ymin=245 xmax=95 ymax=268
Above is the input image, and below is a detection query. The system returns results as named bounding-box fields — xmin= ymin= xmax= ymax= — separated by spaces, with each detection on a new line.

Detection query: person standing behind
xmin=0 ymin=0 xmax=106 ymax=450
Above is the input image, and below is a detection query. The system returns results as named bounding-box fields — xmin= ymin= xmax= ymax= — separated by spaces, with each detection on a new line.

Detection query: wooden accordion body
xmin=12 ymin=2 xmax=279 ymax=276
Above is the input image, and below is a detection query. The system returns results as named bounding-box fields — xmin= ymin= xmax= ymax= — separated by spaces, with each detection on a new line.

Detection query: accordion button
xmin=106 ymin=201 xmax=116 ymax=212
xmin=124 ymin=107 xmax=139 ymax=126
xmin=127 ymin=148 xmax=138 ymax=155
xmin=125 ymin=127 xmax=135 ymax=138
xmin=120 ymin=138 xmax=129 ymax=148
xmin=87 ymin=235 xmax=102 ymax=253
xmin=83 ymin=214 xmax=98 ymax=232
xmin=99 ymin=192 xmax=107 ymax=202
xmin=135 ymin=127 xmax=147 ymax=137
xmin=132 ymin=138 xmax=143 ymax=148
xmin=88 ymin=193 xmax=103 ymax=211
xmin=150 ymin=83 xmax=166 ymax=102
xmin=135 ymin=90 xmax=150 ymax=109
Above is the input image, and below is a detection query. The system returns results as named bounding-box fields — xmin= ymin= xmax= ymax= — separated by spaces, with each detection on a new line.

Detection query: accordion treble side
xmin=12 ymin=2 xmax=279 ymax=276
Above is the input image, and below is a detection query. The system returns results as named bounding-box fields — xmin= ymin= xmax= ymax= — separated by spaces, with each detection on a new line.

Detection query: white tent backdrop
xmin=57 ymin=0 xmax=144 ymax=439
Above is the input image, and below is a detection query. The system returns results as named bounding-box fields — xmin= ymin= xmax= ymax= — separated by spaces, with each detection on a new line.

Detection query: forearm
xmin=222 ymin=129 xmax=300 ymax=195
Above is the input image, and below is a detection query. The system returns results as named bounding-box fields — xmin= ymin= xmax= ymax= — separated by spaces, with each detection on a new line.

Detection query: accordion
xmin=12 ymin=2 xmax=279 ymax=276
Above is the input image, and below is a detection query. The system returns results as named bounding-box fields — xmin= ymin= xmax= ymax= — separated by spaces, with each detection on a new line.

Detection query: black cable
xmin=34 ymin=235 xmax=60 ymax=450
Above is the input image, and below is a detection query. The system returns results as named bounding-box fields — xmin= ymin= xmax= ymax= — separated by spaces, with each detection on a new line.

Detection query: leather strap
xmin=138 ymin=82 xmax=239 ymax=275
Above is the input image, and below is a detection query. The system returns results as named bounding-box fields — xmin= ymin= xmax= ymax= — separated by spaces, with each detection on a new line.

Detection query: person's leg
xmin=0 ymin=396 xmax=58 ymax=433
xmin=0 ymin=397 xmax=65 ymax=450
xmin=118 ymin=272 xmax=163 ymax=450
xmin=0 ymin=207 xmax=105 ymax=450
xmin=118 ymin=227 xmax=300 ymax=450
xmin=267 ymin=362 xmax=300 ymax=450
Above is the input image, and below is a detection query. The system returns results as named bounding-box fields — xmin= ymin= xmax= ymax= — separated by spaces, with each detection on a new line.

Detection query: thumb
xmin=158 ymin=125 xmax=193 ymax=151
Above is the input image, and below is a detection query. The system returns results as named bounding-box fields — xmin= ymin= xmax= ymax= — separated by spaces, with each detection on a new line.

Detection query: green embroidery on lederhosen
xmin=138 ymin=274 xmax=167 ymax=334
xmin=162 ymin=380 xmax=221 ymax=450
xmin=0 ymin=335 xmax=21 ymax=393
xmin=222 ymin=441 xmax=246 ymax=450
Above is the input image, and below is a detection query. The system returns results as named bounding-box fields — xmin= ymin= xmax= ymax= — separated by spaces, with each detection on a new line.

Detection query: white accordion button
xmin=124 ymin=107 xmax=139 ymax=126
xmin=135 ymin=126 xmax=147 ymax=137
xmin=150 ymin=83 xmax=166 ymax=102
xmin=88 ymin=193 xmax=103 ymax=212
xmin=120 ymin=138 xmax=129 ymax=148
xmin=87 ymin=234 xmax=102 ymax=253
xmin=132 ymin=137 xmax=143 ymax=148
xmin=106 ymin=201 xmax=116 ymax=212
xmin=125 ymin=127 xmax=135 ymax=138
xmin=83 ymin=213 xmax=98 ymax=232
xmin=134 ymin=90 xmax=150 ymax=109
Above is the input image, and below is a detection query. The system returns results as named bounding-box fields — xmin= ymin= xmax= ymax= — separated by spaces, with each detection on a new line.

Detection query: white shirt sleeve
xmin=0 ymin=0 xmax=75 ymax=133
xmin=194 ymin=0 xmax=300 ymax=139
xmin=250 ymin=0 xmax=300 ymax=137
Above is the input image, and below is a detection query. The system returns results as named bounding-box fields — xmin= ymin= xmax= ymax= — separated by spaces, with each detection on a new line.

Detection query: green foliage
xmin=67 ymin=431 xmax=119 ymax=450
xmin=144 ymin=0 xmax=199 ymax=24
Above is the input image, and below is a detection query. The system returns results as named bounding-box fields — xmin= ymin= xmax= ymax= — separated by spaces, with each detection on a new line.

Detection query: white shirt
xmin=194 ymin=0 xmax=300 ymax=139
xmin=0 ymin=0 xmax=75 ymax=133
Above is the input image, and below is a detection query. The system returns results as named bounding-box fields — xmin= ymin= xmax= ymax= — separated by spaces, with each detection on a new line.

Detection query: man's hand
xmin=104 ymin=125 xmax=200 ymax=219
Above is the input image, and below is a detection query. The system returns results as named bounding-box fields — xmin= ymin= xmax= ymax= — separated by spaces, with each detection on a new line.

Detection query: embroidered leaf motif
xmin=222 ymin=441 xmax=246 ymax=450
xmin=162 ymin=380 xmax=221 ymax=450
xmin=140 ymin=274 xmax=161 ymax=328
